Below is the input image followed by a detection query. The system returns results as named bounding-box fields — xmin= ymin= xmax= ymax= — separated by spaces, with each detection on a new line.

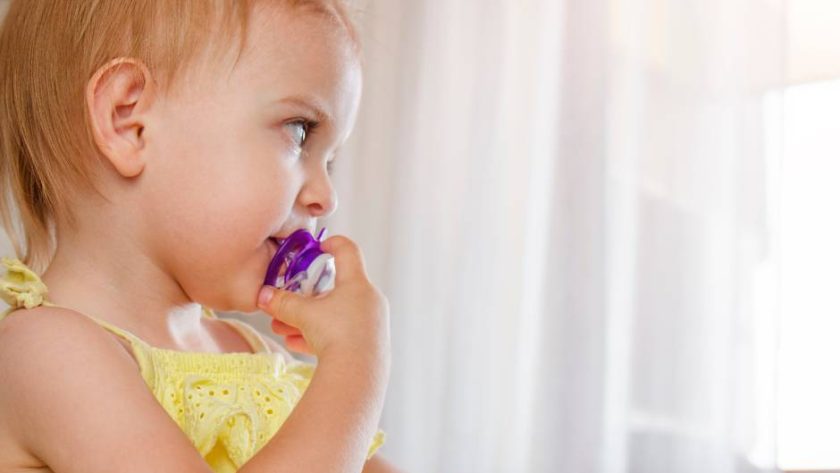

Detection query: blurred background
xmin=2 ymin=0 xmax=840 ymax=472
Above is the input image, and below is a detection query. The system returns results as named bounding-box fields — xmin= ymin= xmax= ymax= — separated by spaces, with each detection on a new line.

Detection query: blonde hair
xmin=0 ymin=0 xmax=360 ymax=273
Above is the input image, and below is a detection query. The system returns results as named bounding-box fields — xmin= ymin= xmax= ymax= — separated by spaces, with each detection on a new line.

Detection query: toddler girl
xmin=0 ymin=1 xmax=395 ymax=472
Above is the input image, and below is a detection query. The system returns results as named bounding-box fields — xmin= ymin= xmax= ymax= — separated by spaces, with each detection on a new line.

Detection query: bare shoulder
xmin=0 ymin=305 xmax=138 ymax=380
xmin=0 ymin=306 xmax=213 ymax=473
xmin=0 ymin=305 xmax=134 ymax=361
xmin=362 ymin=453 xmax=407 ymax=473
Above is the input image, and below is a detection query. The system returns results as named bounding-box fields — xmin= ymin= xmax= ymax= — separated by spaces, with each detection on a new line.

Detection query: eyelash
xmin=286 ymin=119 xmax=336 ymax=176
xmin=288 ymin=118 xmax=320 ymax=147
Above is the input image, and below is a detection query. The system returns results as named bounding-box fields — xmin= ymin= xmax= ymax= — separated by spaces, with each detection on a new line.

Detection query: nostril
xmin=308 ymin=203 xmax=326 ymax=216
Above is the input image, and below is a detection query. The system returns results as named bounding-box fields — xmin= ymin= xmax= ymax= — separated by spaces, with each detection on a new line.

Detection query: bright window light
xmin=776 ymin=78 xmax=840 ymax=470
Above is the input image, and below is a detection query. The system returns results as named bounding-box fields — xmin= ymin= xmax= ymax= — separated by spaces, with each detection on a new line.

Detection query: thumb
xmin=257 ymin=285 xmax=306 ymax=328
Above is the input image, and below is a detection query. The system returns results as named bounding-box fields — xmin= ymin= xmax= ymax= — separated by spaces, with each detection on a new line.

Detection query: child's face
xmin=140 ymin=4 xmax=362 ymax=312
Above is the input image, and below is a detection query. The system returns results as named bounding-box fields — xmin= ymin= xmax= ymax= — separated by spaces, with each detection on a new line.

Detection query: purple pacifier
xmin=263 ymin=227 xmax=335 ymax=296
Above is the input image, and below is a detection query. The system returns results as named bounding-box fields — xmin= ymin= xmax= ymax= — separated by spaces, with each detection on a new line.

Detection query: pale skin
xmin=0 ymin=2 xmax=401 ymax=472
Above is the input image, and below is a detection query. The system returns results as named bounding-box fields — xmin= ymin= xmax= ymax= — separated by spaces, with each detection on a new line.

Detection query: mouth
xmin=270 ymin=226 xmax=319 ymax=242
xmin=267 ymin=237 xmax=281 ymax=254
xmin=265 ymin=225 xmax=323 ymax=262
xmin=264 ymin=238 xmax=285 ymax=287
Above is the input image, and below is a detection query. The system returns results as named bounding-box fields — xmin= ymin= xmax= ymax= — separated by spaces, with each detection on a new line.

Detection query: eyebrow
xmin=274 ymin=95 xmax=333 ymax=125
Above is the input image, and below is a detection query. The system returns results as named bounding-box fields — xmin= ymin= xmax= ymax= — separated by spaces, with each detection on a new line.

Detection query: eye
xmin=285 ymin=119 xmax=319 ymax=149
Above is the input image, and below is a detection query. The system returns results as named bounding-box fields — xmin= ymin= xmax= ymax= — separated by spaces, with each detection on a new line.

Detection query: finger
xmin=284 ymin=334 xmax=312 ymax=355
xmin=271 ymin=319 xmax=302 ymax=336
xmin=319 ymin=235 xmax=369 ymax=285
xmin=258 ymin=285 xmax=306 ymax=328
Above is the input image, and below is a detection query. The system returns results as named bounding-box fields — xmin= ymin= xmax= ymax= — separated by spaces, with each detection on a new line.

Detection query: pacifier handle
xmin=262 ymin=227 xmax=333 ymax=296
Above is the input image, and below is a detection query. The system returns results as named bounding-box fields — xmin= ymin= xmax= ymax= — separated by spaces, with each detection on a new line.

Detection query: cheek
xmin=155 ymin=175 xmax=297 ymax=311
xmin=159 ymin=157 xmax=296 ymax=258
xmin=175 ymin=195 xmax=291 ymax=311
xmin=152 ymin=117 xmax=294 ymax=237
xmin=146 ymin=107 xmax=300 ymax=309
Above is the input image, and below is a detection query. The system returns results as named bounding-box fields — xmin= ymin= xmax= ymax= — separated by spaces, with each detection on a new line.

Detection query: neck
xmin=40 ymin=222 xmax=208 ymax=348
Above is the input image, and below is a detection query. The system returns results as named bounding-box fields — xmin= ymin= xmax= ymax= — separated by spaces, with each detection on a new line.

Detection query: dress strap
xmin=0 ymin=256 xmax=154 ymax=373
xmin=74 ymin=311 xmax=150 ymax=349
xmin=1 ymin=256 xmax=269 ymax=355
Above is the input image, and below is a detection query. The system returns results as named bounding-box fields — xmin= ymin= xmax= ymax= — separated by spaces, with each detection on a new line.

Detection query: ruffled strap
xmin=0 ymin=256 xmax=54 ymax=321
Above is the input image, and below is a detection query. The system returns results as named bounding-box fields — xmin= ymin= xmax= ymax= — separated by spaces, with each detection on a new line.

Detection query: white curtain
xmin=318 ymin=0 xmax=786 ymax=472
xmin=0 ymin=0 xmax=786 ymax=471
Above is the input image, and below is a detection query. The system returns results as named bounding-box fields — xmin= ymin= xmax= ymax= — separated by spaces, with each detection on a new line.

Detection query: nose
xmin=299 ymin=166 xmax=338 ymax=218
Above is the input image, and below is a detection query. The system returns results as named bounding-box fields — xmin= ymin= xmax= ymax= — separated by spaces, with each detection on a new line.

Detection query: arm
xmin=0 ymin=308 xmax=215 ymax=473
xmin=243 ymin=235 xmax=393 ymax=472
xmin=239 ymin=349 xmax=388 ymax=473
xmin=362 ymin=453 xmax=406 ymax=473
xmin=240 ymin=335 xmax=395 ymax=473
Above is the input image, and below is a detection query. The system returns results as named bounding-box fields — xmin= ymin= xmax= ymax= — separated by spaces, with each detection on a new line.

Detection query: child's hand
xmin=269 ymin=319 xmax=312 ymax=354
xmin=256 ymin=235 xmax=391 ymax=363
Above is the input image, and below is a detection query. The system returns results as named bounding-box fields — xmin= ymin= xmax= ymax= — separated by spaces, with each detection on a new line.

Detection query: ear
xmin=86 ymin=57 xmax=154 ymax=178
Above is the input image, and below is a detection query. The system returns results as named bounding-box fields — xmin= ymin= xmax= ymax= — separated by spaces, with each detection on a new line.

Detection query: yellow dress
xmin=0 ymin=257 xmax=385 ymax=472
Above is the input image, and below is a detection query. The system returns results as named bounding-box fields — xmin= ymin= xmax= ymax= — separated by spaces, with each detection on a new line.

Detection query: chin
xmin=202 ymin=263 xmax=270 ymax=315
xmin=198 ymin=238 xmax=276 ymax=313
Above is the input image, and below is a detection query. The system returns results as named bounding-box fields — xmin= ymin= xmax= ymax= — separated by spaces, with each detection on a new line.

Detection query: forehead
xmin=233 ymin=3 xmax=361 ymax=125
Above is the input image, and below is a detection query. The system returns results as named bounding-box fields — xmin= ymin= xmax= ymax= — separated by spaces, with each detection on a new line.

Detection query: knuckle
xmin=378 ymin=292 xmax=390 ymax=314
xmin=329 ymin=235 xmax=364 ymax=258
xmin=359 ymin=278 xmax=376 ymax=294
xmin=366 ymin=285 xmax=389 ymax=312
xmin=327 ymin=234 xmax=354 ymax=249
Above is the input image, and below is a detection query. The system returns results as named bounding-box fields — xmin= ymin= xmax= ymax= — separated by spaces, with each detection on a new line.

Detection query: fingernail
xmin=258 ymin=285 xmax=274 ymax=307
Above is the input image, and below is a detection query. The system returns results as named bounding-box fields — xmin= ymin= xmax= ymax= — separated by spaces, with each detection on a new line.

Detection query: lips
xmin=270 ymin=226 xmax=316 ymax=242
xmin=267 ymin=227 xmax=310 ymax=256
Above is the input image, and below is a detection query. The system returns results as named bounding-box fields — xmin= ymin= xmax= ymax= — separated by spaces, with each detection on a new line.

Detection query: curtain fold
xmin=324 ymin=0 xmax=786 ymax=472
